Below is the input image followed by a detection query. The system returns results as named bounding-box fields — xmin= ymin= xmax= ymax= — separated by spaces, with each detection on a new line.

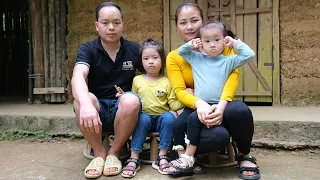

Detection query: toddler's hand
xmin=192 ymin=38 xmax=202 ymax=50
xmin=223 ymin=36 xmax=235 ymax=47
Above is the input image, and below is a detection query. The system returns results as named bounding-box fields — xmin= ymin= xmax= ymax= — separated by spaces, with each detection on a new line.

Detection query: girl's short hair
xmin=200 ymin=20 xmax=229 ymax=37
xmin=175 ymin=2 xmax=204 ymax=25
xmin=138 ymin=38 xmax=166 ymax=76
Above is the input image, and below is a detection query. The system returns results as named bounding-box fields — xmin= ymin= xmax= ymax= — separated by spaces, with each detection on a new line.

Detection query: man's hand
xmin=114 ymin=85 xmax=124 ymax=98
xmin=192 ymin=38 xmax=203 ymax=50
xmin=223 ymin=36 xmax=235 ymax=47
xmin=79 ymin=103 xmax=102 ymax=134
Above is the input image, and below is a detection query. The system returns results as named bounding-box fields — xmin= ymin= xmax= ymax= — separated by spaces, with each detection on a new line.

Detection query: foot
xmin=103 ymin=155 xmax=122 ymax=176
xmin=240 ymin=160 xmax=258 ymax=176
xmin=122 ymin=161 xmax=136 ymax=176
xmin=238 ymin=155 xmax=260 ymax=180
xmin=168 ymin=154 xmax=194 ymax=173
xmin=121 ymin=158 xmax=140 ymax=178
xmin=84 ymin=157 xmax=105 ymax=179
xmin=151 ymin=155 xmax=172 ymax=175
xmin=159 ymin=158 xmax=170 ymax=173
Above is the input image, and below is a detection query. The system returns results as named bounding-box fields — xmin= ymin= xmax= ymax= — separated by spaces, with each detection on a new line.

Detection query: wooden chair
xmin=197 ymin=139 xmax=238 ymax=168
xmin=140 ymin=132 xmax=160 ymax=164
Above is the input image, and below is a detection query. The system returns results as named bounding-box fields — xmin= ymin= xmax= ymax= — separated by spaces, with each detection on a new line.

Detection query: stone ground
xmin=1 ymin=139 xmax=320 ymax=180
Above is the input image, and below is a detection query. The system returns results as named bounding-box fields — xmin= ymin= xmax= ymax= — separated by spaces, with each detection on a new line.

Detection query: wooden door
xmin=163 ymin=0 xmax=280 ymax=104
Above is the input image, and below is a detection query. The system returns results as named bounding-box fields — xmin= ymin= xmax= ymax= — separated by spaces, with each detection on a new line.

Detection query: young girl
xmin=168 ymin=21 xmax=256 ymax=177
xmin=121 ymin=38 xmax=184 ymax=178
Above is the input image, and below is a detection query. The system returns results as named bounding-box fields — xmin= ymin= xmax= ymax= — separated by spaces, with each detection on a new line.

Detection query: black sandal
xmin=237 ymin=155 xmax=261 ymax=180
xmin=193 ymin=162 xmax=206 ymax=175
xmin=121 ymin=158 xmax=141 ymax=178
xmin=152 ymin=155 xmax=172 ymax=175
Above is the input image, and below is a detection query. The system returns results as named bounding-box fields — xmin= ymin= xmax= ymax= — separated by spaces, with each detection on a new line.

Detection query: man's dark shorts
xmin=98 ymin=92 xmax=141 ymax=132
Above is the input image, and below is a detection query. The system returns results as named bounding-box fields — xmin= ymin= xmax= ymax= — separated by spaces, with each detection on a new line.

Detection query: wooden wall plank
xmin=234 ymin=0 xmax=244 ymax=100
xmin=30 ymin=0 xmax=45 ymax=103
xmin=169 ymin=0 xmax=184 ymax=50
xmin=243 ymin=0 xmax=258 ymax=102
xmin=272 ymin=0 xmax=280 ymax=104
xmin=208 ymin=0 xmax=220 ymax=21
xmin=33 ymin=87 xmax=65 ymax=94
xmin=198 ymin=0 xmax=208 ymax=22
xmin=230 ymin=0 xmax=236 ymax=32
xmin=42 ymin=0 xmax=50 ymax=102
xmin=163 ymin=0 xmax=170 ymax=56
xmin=258 ymin=0 xmax=272 ymax=102
xmin=48 ymin=0 xmax=56 ymax=102
xmin=55 ymin=0 xmax=62 ymax=102
xmin=61 ymin=0 xmax=67 ymax=102
xmin=208 ymin=7 xmax=272 ymax=16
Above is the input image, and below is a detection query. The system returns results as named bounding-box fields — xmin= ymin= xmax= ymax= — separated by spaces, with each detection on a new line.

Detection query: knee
xmin=161 ymin=112 xmax=175 ymax=125
xmin=204 ymin=127 xmax=230 ymax=145
xmin=137 ymin=113 xmax=151 ymax=128
xmin=225 ymin=100 xmax=252 ymax=116
xmin=173 ymin=116 xmax=185 ymax=130
xmin=187 ymin=112 xmax=198 ymax=124
xmin=119 ymin=93 xmax=140 ymax=111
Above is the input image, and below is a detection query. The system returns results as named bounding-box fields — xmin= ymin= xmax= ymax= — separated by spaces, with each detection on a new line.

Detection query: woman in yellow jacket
xmin=165 ymin=2 xmax=260 ymax=180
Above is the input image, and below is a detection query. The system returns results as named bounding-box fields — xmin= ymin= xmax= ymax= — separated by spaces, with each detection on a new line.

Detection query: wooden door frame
xmin=162 ymin=0 xmax=280 ymax=105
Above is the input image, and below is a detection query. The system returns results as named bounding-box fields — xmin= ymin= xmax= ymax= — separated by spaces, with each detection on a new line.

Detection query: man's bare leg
xmin=105 ymin=93 xmax=140 ymax=173
xmin=74 ymin=93 xmax=106 ymax=176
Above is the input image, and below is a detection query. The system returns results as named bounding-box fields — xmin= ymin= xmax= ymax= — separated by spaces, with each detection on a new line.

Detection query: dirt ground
xmin=1 ymin=139 xmax=320 ymax=180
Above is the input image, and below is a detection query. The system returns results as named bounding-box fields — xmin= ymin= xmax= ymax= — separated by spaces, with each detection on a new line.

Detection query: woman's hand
xmin=195 ymin=99 xmax=211 ymax=126
xmin=204 ymin=100 xmax=228 ymax=128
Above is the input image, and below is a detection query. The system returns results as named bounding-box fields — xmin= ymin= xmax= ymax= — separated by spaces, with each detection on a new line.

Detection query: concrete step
xmin=0 ymin=103 xmax=319 ymax=149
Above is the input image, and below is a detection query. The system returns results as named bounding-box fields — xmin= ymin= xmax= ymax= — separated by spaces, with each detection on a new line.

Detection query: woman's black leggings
xmin=173 ymin=100 xmax=254 ymax=154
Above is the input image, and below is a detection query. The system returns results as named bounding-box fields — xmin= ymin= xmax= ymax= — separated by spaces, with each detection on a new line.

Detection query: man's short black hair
xmin=95 ymin=2 xmax=123 ymax=21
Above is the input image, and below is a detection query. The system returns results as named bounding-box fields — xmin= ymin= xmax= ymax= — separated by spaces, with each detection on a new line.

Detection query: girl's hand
xmin=186 ymin=88 xmax=194 ymax=95
xmin=169 ymin=110 xmax=178 ymax=118
xmin=192 ymin=38 xmax=203 ymax=50
xmin=114 ymin=85 xmax=124 ymax=98
xmin=223 ymin=36 xmax=235 ymax=47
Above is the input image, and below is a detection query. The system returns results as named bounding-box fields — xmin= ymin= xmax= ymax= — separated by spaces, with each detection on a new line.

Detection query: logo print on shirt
xmin=122 ymin=61 xmax=134 ymax=70
xmin=157 ymin=90 xmax=164 ymax=97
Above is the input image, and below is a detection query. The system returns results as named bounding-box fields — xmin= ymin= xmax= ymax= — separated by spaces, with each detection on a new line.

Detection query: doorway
xmin=0 ymin=0 xmax=29 ymax=102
